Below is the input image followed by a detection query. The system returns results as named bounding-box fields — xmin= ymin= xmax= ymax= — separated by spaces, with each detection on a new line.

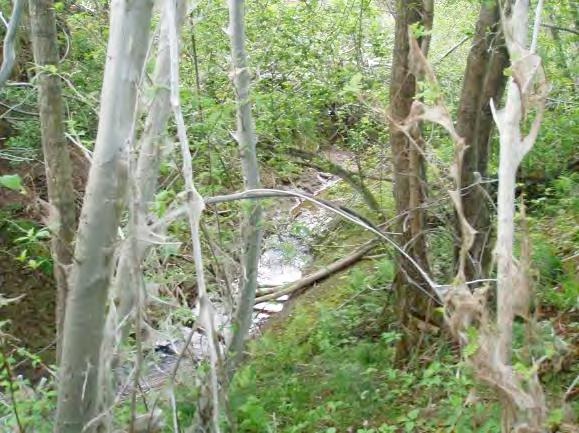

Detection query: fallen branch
xmin=286 ymin=146 xmax=384 ymax=215
xmin=254 ymin=239 xmax=380 ymax=303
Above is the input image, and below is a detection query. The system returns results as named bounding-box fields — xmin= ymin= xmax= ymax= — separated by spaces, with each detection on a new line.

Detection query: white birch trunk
xmin=0 ymin=0 xmax=24 ymax=87
xmin=55 ymin=1 xmax=154 ymax=432
xmin=491 ymin=1 xmax=548 ymax=430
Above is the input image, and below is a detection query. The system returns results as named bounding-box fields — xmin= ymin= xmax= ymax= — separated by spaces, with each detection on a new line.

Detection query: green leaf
xmin=547 ymin=408 xmax=564 ymax=427
xmin=463 ymin=327 xmax=480 ymax=358
xmin=17 ymin=249 xmax=28 ymax=262
xmin=341 ymin=73 xmax=363 ymax=95
xmin=35 ymin=229 xmax=51 ymax=240
xmin=0 ymin=174 xmax=23 ymax=191
xmin=407 ymin=409 xmax=420 ymax=420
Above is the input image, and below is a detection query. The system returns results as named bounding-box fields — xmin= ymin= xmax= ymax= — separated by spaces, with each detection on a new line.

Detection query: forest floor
xmin=1 ymin=146 xmax=577 ymax=432
xmin=0 ymin=153 xmax=58 ymax=371
xmin=0 ymin=142 xmax=88 ymax=372
xmin=219 ymin=175 xmax=579 ymax=433
xmin=223 ymin=238 xmax=578 ymax=432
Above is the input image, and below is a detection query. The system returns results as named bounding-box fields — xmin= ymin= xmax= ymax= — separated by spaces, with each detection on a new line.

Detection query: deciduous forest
xmin=0 ymin=0 xmax=577 ymax=432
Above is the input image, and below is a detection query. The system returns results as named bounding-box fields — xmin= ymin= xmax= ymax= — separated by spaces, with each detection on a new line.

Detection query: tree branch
xmin=254 ymin=239 xmax=380 ymax=303
xmin=541 ymin=23 xmax=579 ymax=36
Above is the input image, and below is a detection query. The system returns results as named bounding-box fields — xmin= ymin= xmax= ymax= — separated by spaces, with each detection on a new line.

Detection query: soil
xmin=0 ymin=136 xmax=88 ymax=372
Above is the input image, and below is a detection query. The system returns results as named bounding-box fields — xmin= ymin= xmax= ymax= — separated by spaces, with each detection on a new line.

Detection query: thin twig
xmin=167 ymin=1 xmax=221 ymax=431
xmin=434 ymin=35 xmax=470 ymax=65
xmin=531 ymin=0 xmax=544 ymax=53
xmin=565 ymin=374 xmax=579 ymax=402
xmin=1 ymin=350 xmax=25 ymax=433
xmin=540 ymin=23 xmax=579 ymax=36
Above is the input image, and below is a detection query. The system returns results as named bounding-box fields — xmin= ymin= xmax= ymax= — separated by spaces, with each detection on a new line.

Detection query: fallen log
xmin=254 ymin=239 xmax=381 ymax=304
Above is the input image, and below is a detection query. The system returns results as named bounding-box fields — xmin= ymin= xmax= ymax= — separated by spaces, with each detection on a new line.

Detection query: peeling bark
xmin=55 ymin=1 xmax=154 ymax=432
xmin=397 ymin=2 xmax=549 ymax=429
xmin=112 ymin=0 xmax=187 ymax=342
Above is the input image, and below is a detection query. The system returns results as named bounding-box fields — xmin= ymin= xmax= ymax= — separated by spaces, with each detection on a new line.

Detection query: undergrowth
xmin=226 ymin=249 xmax=504 ymax=433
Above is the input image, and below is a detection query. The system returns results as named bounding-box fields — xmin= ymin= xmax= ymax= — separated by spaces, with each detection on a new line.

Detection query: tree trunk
xmin=420 ymin=0 xmax=433 ymax=56
xmin=389 ymin=0 xmax=432 ymax=363
xmin=456 ymin=0 xmax=508 ymax=282
xmin=55 ymin=1 xmax=154 ymax=432
xmin=227 ymin=0 xmax=264 ymax=374
xmin=112 ymin=0 xmax=187 ymax=342
xmin=28 ymin=0 xmax=77 ymax=362
xmin=0 ymin=0 xmax=24 ymax=87
xmin=492 ymin=0 xmax=548 ymax=428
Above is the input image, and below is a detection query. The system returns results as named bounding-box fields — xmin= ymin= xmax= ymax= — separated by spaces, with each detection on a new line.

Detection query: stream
xmin=253 ymin=173 xmax=339 ymax=322
xmin=138 ymin=169 xmax=342 ymax=391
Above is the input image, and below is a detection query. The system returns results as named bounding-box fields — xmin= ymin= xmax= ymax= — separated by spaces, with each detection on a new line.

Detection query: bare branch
xmin=540 ymin=23 xmax=579 ymax=36
xmin=166 ymin=1 xmax=221 ymax=431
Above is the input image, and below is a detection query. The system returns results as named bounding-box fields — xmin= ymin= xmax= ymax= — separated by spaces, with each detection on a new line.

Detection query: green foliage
xmin=527 ymin=174 xmax=579 ymax=311
xmin=0 ymin=174 xmax=23 ymax=191
xmin=3 ymin=119 xmax=42 ymax=164
xmin=416 ymin=80 xmax=442 ymax=105
xmin=227 ymin=255 xmax=505 ymax=432
xmin=1 ymin=0 xmax=577 ymax=431
xmin=409 ymin=23 xmax=431 ymax=39
xmin=0 ymin=343 xmax=56 ymax=433
xmin=13 ymin=225 xmax=52 ymax=271
xmin=463 ymin=327 xmax=480 ymax=358
xmin=0 ymin=217 xmax=53 ymax=274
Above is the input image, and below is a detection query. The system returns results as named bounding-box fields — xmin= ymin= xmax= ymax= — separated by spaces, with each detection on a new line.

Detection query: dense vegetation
xmin=0 ymin=0 xmax=577 ymax=432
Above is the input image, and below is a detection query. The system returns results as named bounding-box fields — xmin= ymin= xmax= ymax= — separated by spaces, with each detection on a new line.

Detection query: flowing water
xmin=142 ymin=171 xmax=342 ymax=388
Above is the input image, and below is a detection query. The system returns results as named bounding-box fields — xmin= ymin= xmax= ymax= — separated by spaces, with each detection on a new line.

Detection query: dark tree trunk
xmin=28 ymin=0 xmax=77 ymax=362
xmin=456 ymin=0 xmax=508 ymax=282
xmin=389 ymin=0 xmax=432 ymax=363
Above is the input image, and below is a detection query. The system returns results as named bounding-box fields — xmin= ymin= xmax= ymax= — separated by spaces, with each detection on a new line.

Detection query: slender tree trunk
xmin=389 ymin=0 xmax=432 ymax=363
xmin=227 ymin=0 xmax=263 ymax=374
xmin=97 ymin=5 xmax=189 ymax=424
xmin=28 ymin=0 xmax=77 ymax=362
xmin=112 ymin=0 xmax=187 ymax=341
xmin=0 ymin=0 xmax=24 ymax=87
xmin=545 ymin=10 xmax=572 ymax=82
xmin=55 ymin=1 xmax=154 ymax=432
xmin=456 ymin=0 xmax=508 ymax=281
xmin=492 ymin=1 xmax=548 ymax=429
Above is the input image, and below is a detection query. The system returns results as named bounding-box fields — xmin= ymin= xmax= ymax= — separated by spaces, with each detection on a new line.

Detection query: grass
xmin=225 ymin=169 xmax=579 ymax=431
xmin=1 ymin=169 xmax=577 ymax=433
xmin=226 ymin=227 xmax=504 ymax=433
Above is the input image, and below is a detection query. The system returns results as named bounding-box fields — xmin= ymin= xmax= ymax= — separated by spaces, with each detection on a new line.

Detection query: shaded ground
xmin=0 ymin=138 xmax=88 ymax=372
